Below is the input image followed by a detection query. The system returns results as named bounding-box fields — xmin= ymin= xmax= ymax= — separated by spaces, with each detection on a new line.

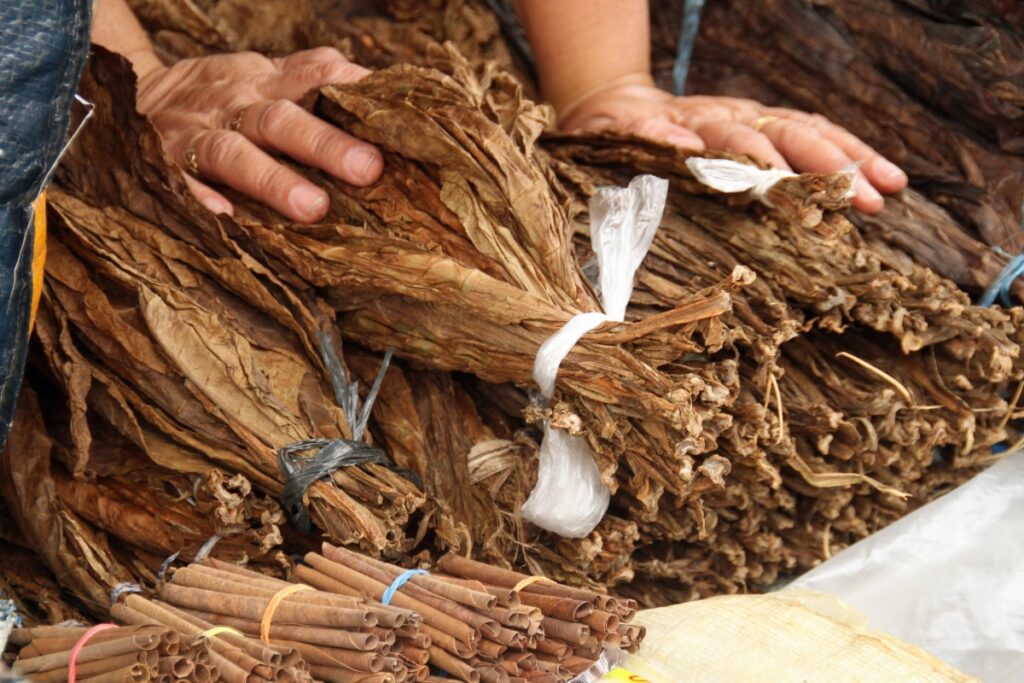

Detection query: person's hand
xmin=136 ymin=47 xmax=383 ymax=222
xmin=559 ymin=83 xmax=907 ymax=214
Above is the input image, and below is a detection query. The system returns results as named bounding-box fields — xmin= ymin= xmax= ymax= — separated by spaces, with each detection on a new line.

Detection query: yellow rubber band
xmin=512 ymin=575 xmax=557 ymax=593
xmin=201 ymin=626 xmax=244 ymax=639
xmin=29 ymin=191 xmax=46 ymax=333
xmin=260 ymin=584 xmax=312 ymax=643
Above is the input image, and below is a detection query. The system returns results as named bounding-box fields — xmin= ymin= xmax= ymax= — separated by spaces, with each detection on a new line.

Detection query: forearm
xmin=514 ymin=0 xmax=653 ymax=118
xmin=91 ymin=0 xmax=163 ymax=79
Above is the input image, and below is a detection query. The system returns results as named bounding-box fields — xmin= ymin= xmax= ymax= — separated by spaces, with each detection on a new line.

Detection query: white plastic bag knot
xmin=521 ymin=174 xmax=669 ymax=538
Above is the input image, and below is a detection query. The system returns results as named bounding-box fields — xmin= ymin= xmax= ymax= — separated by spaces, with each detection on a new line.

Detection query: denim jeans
xmin=0 ymin=0 xmax=92 ymax=447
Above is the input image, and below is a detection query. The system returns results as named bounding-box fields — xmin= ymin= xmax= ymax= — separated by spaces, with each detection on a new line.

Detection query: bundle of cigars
xmin=7 ymin=547 xmax=642 ymax=683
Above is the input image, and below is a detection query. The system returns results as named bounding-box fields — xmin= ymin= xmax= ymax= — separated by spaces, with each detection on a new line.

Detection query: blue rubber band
xmin=381 ymin=569 xmax=429 ymax=606
xmin=980 ymin=253 xmax=1024 ymax=307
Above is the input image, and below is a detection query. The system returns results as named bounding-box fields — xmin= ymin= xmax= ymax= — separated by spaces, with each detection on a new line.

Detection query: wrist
xmin=554 ymin=72 xmax=658 ymax=124
xmin=124 ymin=48 xmax=164 ymax=81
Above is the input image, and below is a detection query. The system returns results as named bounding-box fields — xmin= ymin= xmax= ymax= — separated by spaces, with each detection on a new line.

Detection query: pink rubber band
xmin=68 ymin=623 xmax=118 ymax=683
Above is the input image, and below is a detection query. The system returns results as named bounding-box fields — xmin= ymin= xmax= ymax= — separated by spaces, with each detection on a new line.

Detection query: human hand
xmin=559 ymin=84 xmax=907 ymax=214
xmin=136 ymin=47 xmax=383 ymax=222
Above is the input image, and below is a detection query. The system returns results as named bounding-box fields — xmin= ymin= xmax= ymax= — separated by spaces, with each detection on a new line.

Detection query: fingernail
xmin=202 ymin=197 xmax=232 ymax=215
xmin=289 ymin=184 xmax=328 ymax=219
xmin=344 ymin=146 xmax=381 ymax=181
xmin=876 ymin=158 xmax=907 ymax=183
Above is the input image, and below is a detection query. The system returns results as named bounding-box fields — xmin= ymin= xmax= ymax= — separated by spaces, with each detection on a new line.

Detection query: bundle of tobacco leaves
xmin=2 ymin=0 xmax=1023 ymax=618
xmin=651 ymin=0 xmax=1024 ymax=298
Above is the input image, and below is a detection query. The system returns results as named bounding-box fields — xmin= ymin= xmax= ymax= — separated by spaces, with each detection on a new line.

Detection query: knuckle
xmin=315 ymin=60 xmax=363 ymax=84
xmin=203 ymin=131 xmax=245 ymax=169
xmin=257 ymin=99 xmax=297 ymax=136
xmin=253 ymin=162 xmax=291 ymax=197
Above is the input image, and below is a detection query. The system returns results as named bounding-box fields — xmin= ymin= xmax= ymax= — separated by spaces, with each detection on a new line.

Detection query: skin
xmin=92 ymin=0 xmax=908 ymax=220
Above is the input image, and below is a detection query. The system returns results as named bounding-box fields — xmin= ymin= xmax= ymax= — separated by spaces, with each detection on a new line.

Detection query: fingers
xmin=183 ymin=174 xmax=234 ymax=216
xmin=238 ymin=100 xmax=383 ymax=185
xmin=756 ymin=118 xmax=885 ymax=213
xmin=179 ymin=129 xmax=330 ymax=223
xmin=270 ymin=59 xmax=371 ymax=101
xmin=769 ymin=109 xmax=908 ymax=194
xmin=689 ymin=119 xmax=790 ymax=170
xmin=621 ymin=117 xmax=705 ymax=150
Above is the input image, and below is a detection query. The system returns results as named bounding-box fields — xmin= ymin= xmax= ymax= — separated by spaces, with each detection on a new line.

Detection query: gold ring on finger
xmin=752 ymin=115 xmax=778 ymax=132
xmin=228 ymin=105 xmax=249 ymax=132
xmin=184 ymin=140 xmax=201 ymax=176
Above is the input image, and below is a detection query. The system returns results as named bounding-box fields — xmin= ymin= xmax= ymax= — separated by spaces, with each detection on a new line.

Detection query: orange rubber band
xmin=260 ymin=584 xmax=312 ymax=643
xmin=512 ymin=575 xmax=557 ymax=593
xmin=68 ymin=623 xmax=118 ymax=683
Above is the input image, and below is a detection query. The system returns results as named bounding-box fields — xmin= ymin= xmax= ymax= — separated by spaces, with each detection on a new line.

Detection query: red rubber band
xmin=68 ymin=623 xmax=118 ymax=683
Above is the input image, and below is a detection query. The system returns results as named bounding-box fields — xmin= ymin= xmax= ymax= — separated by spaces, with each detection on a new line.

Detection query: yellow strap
xmin=259 ymin=584 xmax=312 ymax=643
xmin=29 ymin=192 xmax=47 ymax=332
xmin=512 ymin=575 xmax=557 ymax=593
xmin=201 ymin=626 xmax=244 ymax=639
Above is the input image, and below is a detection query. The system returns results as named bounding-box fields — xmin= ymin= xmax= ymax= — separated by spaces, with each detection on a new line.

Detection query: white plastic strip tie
xmin=685 ymin=157 xmax=795 ymax=206
xmin=521 ymin=174 xmax=669 ymax=538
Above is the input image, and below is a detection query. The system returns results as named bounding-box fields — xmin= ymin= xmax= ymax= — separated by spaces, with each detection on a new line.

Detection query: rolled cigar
xmin=305 ymin=665 xmax=396 ymax=683
xmin=16 ymin=626 xmax=165 ymax=656
xmin=474 ymin=662 xmax=510 ymax=683
xmin=531 ymin=639 xmax=569 ymax=659
xmin=159 ymin=582 xmax=376 ymax=629
xmin=14 ymin=635 xmax=154 ymax=674
xmin=320 ymin=547 xmax=501 ymax=640
xmin=398 ymin=644 xmax=429 ymax=666
xmin=477 ymin=585 xmax=520 ymax=608
xmin=598 ymin=631 xmax=622 ymax=647
xmin=437 ymin=556 xmax=615 ymax=612
xmin=489 ymin=627 xmax=527 ymax=650
xmin=174 ymin=566 xmax=367 ymax=613
xmin=186 ymin=609 xmax=381 ymax=651
xmin=275 ymin=640 xmax=383 ymax=672
xmin=292 ymin=566 xmax=415 ymax=629
xmin=306 ymin=552 xmax=479 ymax=648
xmin=112 ymin=598 xmax=254 ymax=683
xmin=487 ymin=607 xmax=531 ymax=630
xmin=476 ymin=640 xmax=508 ymax=660
xmin=582 ymin=610 xmax=620 ymax=634
xmin=572 ymin=636 xmax=602 ymax=660
xmin=506 ymin=652 xmax=536 ymax=671
xmin=382 ymin=656 xmax=403 ymax=672
xmin=364 ymin=627 xmax=398 ymax=647
xmin=420 ymin=625 xmax=475 ymax=659
xmin=540 ymin=617 xmax=588 ymax=646
xmin=498 ymin=658 xmax=520 ymax=676
xmin=157 ymin=628 xmax=181 ymax=656
xmin=428 ymin=645 xmax=480 ymax=683
xmin=28 ymin=652 xmax=149 ymax=683
xmin=77 ymin=663 xmax=148 ymax=682
xmin=158 ymin=656 xmax=194 ymax=679
xmin=160 ymin=600 xmax=293 ymax=667
xmin=515 ymin=593 xmax=592 ymax=622
xmin=520 ymin=672 xmax=559 ymax=683
xmin=532 ymin=659 xmax=564 ymax=676
xmin=328 ymin=546 xmax=496 ymax=611
xmin=191 ymin=663 xmax=215 ymax=683
xmin=562 ymin=655 xmax=596 ymax=674
xmin=411 ymin=664 xmax=429 ymax=682
xmin=404 ymin=632 xmax=431 ymax=650
xmin=203 ymin=558 xmax=285 ymax=584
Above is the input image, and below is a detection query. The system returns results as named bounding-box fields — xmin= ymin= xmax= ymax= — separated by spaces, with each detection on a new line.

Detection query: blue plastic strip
xmin=381 ymin=569 xmax=429 ymax=606
xmin=673 ymin=0 xmax=707 ymax=95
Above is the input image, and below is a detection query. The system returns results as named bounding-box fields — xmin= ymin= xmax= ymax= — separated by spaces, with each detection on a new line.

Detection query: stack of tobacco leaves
xmin=4 ymin=0 xmax=1024 ymax=615
xmin=153 ymin=547 xmax=643 ymax=682
xmin=8 ymin=623 xmax=205 ymax=683
xmin=650 ymin=0 xmax=1024 ymax=298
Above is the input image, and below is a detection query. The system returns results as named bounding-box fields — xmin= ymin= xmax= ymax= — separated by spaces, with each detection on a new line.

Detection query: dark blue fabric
xmin=0 ymin=0 xmax=93 ymax=447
